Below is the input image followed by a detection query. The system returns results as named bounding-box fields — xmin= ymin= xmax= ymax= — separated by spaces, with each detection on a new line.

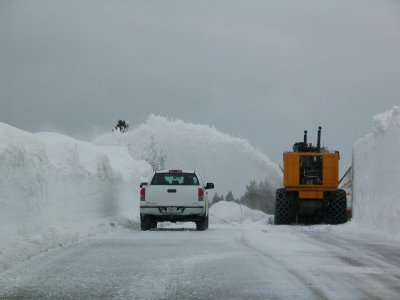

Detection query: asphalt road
xmin=1 ymin=224 xmax=399 ymax=299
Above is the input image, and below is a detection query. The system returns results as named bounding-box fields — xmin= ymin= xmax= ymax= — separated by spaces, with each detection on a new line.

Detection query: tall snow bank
xmin=94 ymin=115 xmax=282 ymax=195
xmin=353 ymin=106 xmax=400 ymax=239
xmin=0 ymin=123 xmax=152 ymax=270
xmin=210 ymin=201 xmax=272 ymax=224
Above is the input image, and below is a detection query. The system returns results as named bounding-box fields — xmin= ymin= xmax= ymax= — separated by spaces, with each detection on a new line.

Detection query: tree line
xmin=211 ymin=179 xmax=275 ymax=214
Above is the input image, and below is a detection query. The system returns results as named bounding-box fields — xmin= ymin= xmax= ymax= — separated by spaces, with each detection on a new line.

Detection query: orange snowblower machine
xmin=275 ymin=127 xmax=347 ymax=225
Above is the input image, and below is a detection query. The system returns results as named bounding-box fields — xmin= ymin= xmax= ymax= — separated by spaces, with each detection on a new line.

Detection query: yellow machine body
xmin=283 ymin=151 xmax=340 ymax=199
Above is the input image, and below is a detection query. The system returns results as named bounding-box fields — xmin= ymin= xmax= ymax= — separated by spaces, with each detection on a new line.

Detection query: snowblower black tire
xmin=327 ymin=189 xmax=347 ymax=225
xmin=274 ymin=188 xmax=295 ymax=225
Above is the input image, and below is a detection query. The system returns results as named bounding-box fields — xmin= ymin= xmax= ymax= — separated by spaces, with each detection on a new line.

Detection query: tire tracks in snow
xmin=236 ymin=231 xmax=330 ymax=300
xmin=302 ymin=230 xmax=400 ymax=299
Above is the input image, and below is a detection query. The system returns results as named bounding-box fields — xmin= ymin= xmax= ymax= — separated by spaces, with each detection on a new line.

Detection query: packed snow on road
xmin=1 ymin=109 xmax=400 ymax=299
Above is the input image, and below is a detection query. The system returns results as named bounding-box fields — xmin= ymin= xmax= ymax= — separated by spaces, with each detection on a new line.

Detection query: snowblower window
xmin=300 ymin=156 xmax=323 ymax=185
xmin=151 ymin=173 xmax=199 ymax=186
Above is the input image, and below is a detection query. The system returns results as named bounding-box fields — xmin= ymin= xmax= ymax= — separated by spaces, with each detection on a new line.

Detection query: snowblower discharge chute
xmin=274 ymin=127 xmax=347 ymax=225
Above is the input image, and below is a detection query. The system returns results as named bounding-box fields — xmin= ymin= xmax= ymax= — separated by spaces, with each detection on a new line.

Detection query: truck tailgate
xmin=146 ymin=186 xmax=200 ymax=206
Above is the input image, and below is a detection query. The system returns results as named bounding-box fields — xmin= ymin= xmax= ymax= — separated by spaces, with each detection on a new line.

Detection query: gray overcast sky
xmin=1 ymin=0 xmax=400 ymax=169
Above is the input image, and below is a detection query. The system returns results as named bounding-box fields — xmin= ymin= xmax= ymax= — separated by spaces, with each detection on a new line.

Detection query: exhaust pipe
xmin=304 ymin=130 xmax=307 ymax=144
xmin=317 ymin=126 xmax=322 ymax=152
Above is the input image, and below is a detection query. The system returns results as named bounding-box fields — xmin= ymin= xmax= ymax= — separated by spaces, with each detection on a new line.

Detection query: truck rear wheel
xmin=196 ymin=215 xmax=207 ymax=231
xmin=149 ymin=218 xmax=157 ymax=230
xmin=274 ymin=188 xmax=295 ymax=225
xmin=327 ymin=189 xmax=347 ymax=224
xmin=140 ymin=215 xmax=151 ymax=231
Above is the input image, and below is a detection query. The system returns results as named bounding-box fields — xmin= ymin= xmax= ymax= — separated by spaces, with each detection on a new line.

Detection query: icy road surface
xmin=1 ymin=224 xmax=400 ymax=299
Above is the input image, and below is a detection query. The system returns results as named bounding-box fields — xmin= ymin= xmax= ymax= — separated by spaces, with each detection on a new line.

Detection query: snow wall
xmin=94 ymin=115 xmax=282 ymax=196
xmin=353 ymin=106 xmax=400 ymax=239
xmin=0 ymin=123 xmax=152 ymax=270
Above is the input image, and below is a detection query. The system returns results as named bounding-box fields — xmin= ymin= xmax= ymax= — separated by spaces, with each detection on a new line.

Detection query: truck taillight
xmin=140 ymin=188 xmax=146 ymax=201
xmin=198 ymin=187 xmax=205 ymax=201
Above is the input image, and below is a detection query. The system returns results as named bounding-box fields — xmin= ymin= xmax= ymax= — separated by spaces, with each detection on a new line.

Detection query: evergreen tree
xmin=225 ymin=191 xmax=235 ymax=202
xmin=240 ymin=179 xmax=275 ymax=214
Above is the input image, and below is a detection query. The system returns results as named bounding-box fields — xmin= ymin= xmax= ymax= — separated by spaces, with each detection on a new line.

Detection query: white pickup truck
xmin=139 ymin=170 xmax=214 ymax=231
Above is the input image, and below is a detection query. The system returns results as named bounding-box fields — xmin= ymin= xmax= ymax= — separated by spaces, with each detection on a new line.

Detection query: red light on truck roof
xmin=169 ymin=169 xmax=182 ymax=173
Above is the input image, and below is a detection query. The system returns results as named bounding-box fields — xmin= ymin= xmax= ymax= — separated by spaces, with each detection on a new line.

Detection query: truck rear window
xmin=151 ymin=173 xmax=199 ymax=186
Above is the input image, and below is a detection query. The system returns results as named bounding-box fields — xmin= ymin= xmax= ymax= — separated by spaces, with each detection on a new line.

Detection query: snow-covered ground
xmin=210 ymin=200 xmax=273 ymax=225
xmin=1 ymin=223 xmax=400 ymax=299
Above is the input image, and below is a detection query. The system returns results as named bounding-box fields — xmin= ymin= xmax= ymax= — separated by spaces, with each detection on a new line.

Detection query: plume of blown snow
xmin=94 ymin=115 xmax=282 ymax=195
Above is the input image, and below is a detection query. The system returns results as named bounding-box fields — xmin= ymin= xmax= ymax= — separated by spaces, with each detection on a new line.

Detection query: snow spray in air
xmin=94 ymin=115 xmax=282 ymax=196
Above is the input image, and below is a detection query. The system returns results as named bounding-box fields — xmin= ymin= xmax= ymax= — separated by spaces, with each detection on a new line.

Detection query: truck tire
xmin=140 ymin=215 xmax=151 ymax=231
xmin=274 ymin=188 xmax=295 ymax=225
xmin=149 ymin=218 xmax=157 ymax=230
xmin=327 ymin=189 xmax=347 ymax=225
xmin=196 ymin=215 xmax=207 ymax=231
